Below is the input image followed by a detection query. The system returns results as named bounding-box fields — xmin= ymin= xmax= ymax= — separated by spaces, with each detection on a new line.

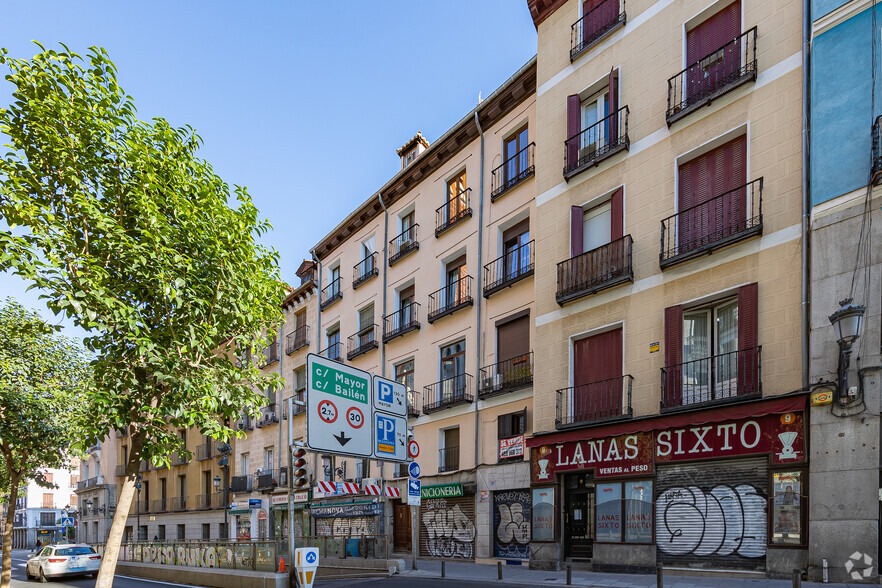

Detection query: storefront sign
xmin=271 ymin=495 xmax=288 ymax=506
xmin=499 ymin=435 xmax=525 ymax=460
xmin=420 ymin=483 xmax=463 ymax=499
xmin=810 ymin=390 xmax=833 ymax=406
xmin=258 ymin=509 xmax=268 ymax=520
xmin=309 ymin=502 xmax=382 ymax=518
xmin=531 ymin=431 xmax=653 ymax=483
xmin=531 ymin=487 xmax=554 ymax=542
xmin=292 ymin=491 xmax=310 ymax=503
xmin=230 ymin=508 xmax=249 ymax=515
xmin=248 ymin=499 xmax=262 ymax=509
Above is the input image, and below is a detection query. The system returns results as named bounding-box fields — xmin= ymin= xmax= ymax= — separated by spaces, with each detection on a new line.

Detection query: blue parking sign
xmin=373 ymin=411 xmax=406 ymax=461
xmin=376 ymin=414 xmax=396 ymax=455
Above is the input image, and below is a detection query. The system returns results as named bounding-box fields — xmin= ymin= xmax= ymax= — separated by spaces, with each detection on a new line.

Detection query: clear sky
xmin=0 ymin=1 xmax=538 ymax=339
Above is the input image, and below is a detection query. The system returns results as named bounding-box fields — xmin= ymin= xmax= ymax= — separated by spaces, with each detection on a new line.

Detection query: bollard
xmin=793 ymin=568 xmax=802 ymax=588
xmin=656 ymin=565 xmax=663 ymax=588
xmin=566 ymin=563 xmax=572 ymax=585
xmin=441 ymin=560 xmax=446 ymax=578
xmin=498 ymin=560 xmax=503 ymax=580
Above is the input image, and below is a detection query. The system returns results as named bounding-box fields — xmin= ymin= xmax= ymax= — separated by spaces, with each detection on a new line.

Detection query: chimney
xmin=397 ymin=132 xmax=430 ymax=170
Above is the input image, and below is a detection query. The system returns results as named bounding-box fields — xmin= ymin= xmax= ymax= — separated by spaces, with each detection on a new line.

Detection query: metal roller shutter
xmin=419 ymin=495 xmax=476 ymax=560
xmin=656 ymin=457 xmax=768 ymax=571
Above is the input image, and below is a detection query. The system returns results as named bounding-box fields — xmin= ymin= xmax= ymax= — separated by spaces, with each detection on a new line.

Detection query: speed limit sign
xmin=346 ymin=407 xmax=365 ymax=429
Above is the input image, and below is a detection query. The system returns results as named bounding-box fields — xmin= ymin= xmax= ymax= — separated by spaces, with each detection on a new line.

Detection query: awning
xmin=526 ymin=393 xmax=807 ymax=448
xmin=229 ymin=508 xmax=250 ymax=515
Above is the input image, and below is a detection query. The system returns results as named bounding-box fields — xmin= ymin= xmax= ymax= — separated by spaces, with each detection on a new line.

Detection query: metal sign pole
xmin=288 ymin=397 xmax=297 ymax=588
xmin=411 ymin=505 xmax=418 ymax=570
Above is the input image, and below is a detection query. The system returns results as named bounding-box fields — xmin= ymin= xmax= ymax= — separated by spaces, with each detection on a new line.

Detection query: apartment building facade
xmin=527 ymin=0 xmax=806 ymax=577
xmin=309 ymin=59 xmax=538 ymax=562
xmin=76 ymin=439 xmax=116 ymax=545
xmin=13 ymin=461 xmax=80 ymax=549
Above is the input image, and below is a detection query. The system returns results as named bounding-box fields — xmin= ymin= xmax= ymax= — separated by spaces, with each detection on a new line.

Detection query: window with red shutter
xmin=572 ymin=328 xmax=623 ymax=421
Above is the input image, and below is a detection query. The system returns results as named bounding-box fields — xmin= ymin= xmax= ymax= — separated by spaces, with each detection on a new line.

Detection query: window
xmin=218 ymin=523 xmax=227 ymax=540
xmin=177 ymin=524 xmax=186 ymax=540
xmin=440 ymin=340 xmax=466 ymax=399
xmin=395 ymin=360 xmax=415 ymax=392
xmin=571 ymin=188 xmax=624 ymax=259
xmin=178 ymin=475 xmax=186 ymax=506
xmin=498 ymin=410 xmax=526 ymax=461
xmin=502 ymin=219 xmax=531 ymax=281
xmin=40 ymin=512 xmax=56 ymax=526
xmin=445 ymin=255 xmax=467 ymax=307
xmin=443 ymin=170 xmax=467 ymax=224
xmin=139 ymin=525 xmax=148 ymax=541
xmin=355 ymin=459 xmax=369 ymax=481
xmin=240 ymin=454 xmax=249 ymax=477
xmin=401 ymin=210 xmax=415 ymax=236
xmin=82 ymin=463 xmax=89 ymax=479
xmin=572 ymin=328 xmax=623 ymax=422
xmin=566 ymin=70 xmax=621 ymax=176
xmin=42 ymin=494 xmax=54 ymax=509
xmin=328 ymin=265 xmax=341 ymax=298
xmin=202 ymin=523 xmax=210 ymax=540
xmin=294 ymin=310 xmax=306 ymax=333
xmin=595 ymin=480 xmax=653 ymax=543
xmin=44 ymin=472 xmax=54 ymax=484
xmin=294 ymin=367 xmax=307 ymax=411
xmin=504 ymin=126 xmax=530 ymax=184
xmin=404 ymin=148 xmax=417 ymax=167
xmin=326 ymin=324 xmax=340 ymax=360
xmin=685 ymin=0 xmax=742 ymax=100
xmin=397 ymin=284 xmax=415 ymax=328
xmin=440 ymin=428 xmax=460 ymax=472
xmin=581 ymin=88 xmax=609 ymax=156
xmin=495 ymin=314 xmax=531 ymax=384
xmin=358 ymin=304 xmax=375 ymax=346
xmin=771 ymin=471 xmax=804 ymax=545
xmin=70 ymin=474 xmax=78 ymax=485
xmin=157 ymin=525 xmax=166 ymax=541
xmin=321 ymin=456 xmax=332 ymax=483
xmin=265 ymin=448 xmax=274 ymax=471
xmin=361 ymin=236 xmax=376 ymax=268
xmin=69 ymin=494 xmax=77 ymax=507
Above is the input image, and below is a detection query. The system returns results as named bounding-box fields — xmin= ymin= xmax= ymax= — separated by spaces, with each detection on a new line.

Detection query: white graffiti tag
xmin=496 ymin=503 xmax=530 ymax=545
xmin=657 ymin=485 xmax=766 ymax=558
xmin=422 ymin=504 xmax=476 ymax=559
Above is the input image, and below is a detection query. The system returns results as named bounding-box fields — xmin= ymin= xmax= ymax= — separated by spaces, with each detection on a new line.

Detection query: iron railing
xmin=260 ymin=341 xmax=280 ymax=367
xmin=139 ymin=460 xmax=150 ymax=473
xmin=169 ymin=497 xmax=187 ymax=512
xmin=115 ymin=464 xmax=127 ymax=477
xmin=666 ymin=27 xmax=758 ymax=125
xmin=556 ymin=375 xmax=633 ymax=429
xmin=564 ymin=106 xmax=629 ymax=178
xmin=484 ymin=240 xmax=535 ymax=297
xmin=427 ymin=275 xmax=473 ymax=323
xmin=435 ymin=188 xmax=472 ymax=236
xmin=347 ymin=325 xmax=379 ymax=360
xmin=659 ymin=178 xmax=763 ymax=268
xmin=292 ymin=391 xmax=306 ymax=416
xmin=171 ymin=452 xmax=189 ymax=466
xmin=556 ymin=235 xmax=633 ymax=305
xmin=130 ymin=500 xmax=149 ymax=515
xmin=407 ymin=390 xmax=421 ymax=418
xmin=383 ymin=302 xmax=420 ymax=342
xmin=77 ymin=477 xmax=101 ymax=490
xmin=352 ymin=252 xmax=379 ymax=289
xmin=230 ymin=475 xmax=252 ymax=493
xmin=438 ymin=446 xmax=460 ymax=473
xmin=478 ymin=352 xmax=534 ymax=399
xmin=570 ymin=0 xmax=626 ymax=61
xmin=286 ymin=325 xmax=309 ymax=354
xmin=196 ymin=494 xmax=214 ymax=510
xmin=255 ymin=472 xmax=276 ymax=491
xmin=661 ymin=346 xmax=761 ymax=410
xmin=389 ymin=224 xmax=419 ymax=265
xmin=491 ymin=142 xmax=535 ymax=201
xmin=151 ymin=498 xmax=168 ymax=513
xmin=319 ymin=341 xmax=344 ymax=363
xmin=423 ymin=374 xmax=474 ymax=413
xmin=257 ymin=403 xmax=279 ymax=427
xmin=320 ymin=277 xmax=342 ymax=310
xmin=873 ymin=115 xmax=882 ymax=186
xmin=236 ymin=415 xmax=254 ymax=431
xmin=196 ymin=443 xmax=212 ymax=461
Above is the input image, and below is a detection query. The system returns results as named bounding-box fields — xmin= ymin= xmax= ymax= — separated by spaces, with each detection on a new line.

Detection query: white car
xmin=26 ymin=544 xmax=101 ymax=582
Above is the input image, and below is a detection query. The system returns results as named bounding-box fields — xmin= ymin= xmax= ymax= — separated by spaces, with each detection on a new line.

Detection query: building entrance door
xmin=394 ymin=502 xmax=411 ymax=552
xmin=564 ymin=472 xmax=595 ymax=559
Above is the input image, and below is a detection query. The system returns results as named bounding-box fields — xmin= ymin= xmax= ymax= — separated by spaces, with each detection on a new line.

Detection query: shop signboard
xmin=309 ymin=502 xmax=383 ymax=518
xmin=531 ymin=431 xmax=653 ymax=483
xmin=531 ymin=487 xmax=554 ymax=542
xmin=420 ymin=483 xmax=463 ymax=499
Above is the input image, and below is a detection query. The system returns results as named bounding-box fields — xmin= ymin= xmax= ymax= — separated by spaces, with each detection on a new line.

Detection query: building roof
xmin=396 ymin=131 xmax=430 ymax=156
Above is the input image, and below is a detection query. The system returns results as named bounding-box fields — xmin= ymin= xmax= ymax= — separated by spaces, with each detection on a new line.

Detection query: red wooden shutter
xmin=737 ymin=282 xmax=759 ymax=395
xmin=664 ymin=305 xmax=683 ymax=407
xmin=567 ymin=94 xmax=581 ymax=170
xmin=573 ymin=329 xmax=623 ymax=420
xmin=583 ymin=0 xmax=604 ymax=43
xmin=687 ymin=0 xmax=741 ymax=64
xmin=607 ymin=68 xmax=618 ymax=141
xmin=571 ymin=205 xmax=584 ymax=258
xmin=610 ymin=187 xmax=624 ymax=241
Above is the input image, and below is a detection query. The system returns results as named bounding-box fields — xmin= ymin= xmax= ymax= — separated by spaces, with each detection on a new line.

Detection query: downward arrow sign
xmin=334 ymin=431 xmax=351 ymax=446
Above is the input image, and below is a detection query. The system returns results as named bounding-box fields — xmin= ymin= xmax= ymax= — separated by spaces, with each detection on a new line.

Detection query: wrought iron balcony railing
xmin=427 ymin=275 xmax=473 ymax=323
xmin=873 ymin=115 xmax=882 ymax=186
xmin=236 ymin=415 xmax=254 ymax=431
xmin=564 ymin=106 xmax=629 ymax=179
xmin=491 ymin=142 xmax=535 ymax=201
xmin=353 ymin=252 xmax=379 ymax=289
xmin=407 ymin=390 xmax=421 ymax=418
xmin=196 ymin=443 xmax=212 ymax=461
xmin=196 ymin=494 xmax=213 ymax=510
xmin=666 ymin=27 xmax=758 ymax=125
xmin=347 ymin=325 xmax=379 ymax=360
xmin=479 ymin=352 xmax=533 ymax=399
xmin=423 ymin=374 xmax=474 ymax=413
xmin=389 ymin=224 xmax=419 ymax=265
xmin=570 ymin=0 xmax=626 ymax=61
xmin=319 ymin=341 xmax=344 ymax=363
xmin=556 ymin=375 xmax=633 ymax=429
xmin=260 ymin=341 xmax=280 ymax=367
xmin=286 ymin=325 xmax=309 ymax=354
xmin=169 ymin=496 xmax=187 ymax=512
xmin=435 ymin=189 xmax=472 ymax=237
xmin=77 ymin=477 xmax=100 ymax=490
xmin=484 ymin=240 xmax=534 ymax=298
xmin=320 ymin=277 xmax=342 ymax=310
xmin=151 ymin=498 xmax=168 ymax=513
xmin=659 ymin=178 xmax=763 ymax=269
xmin=230 ymin=475 xmax=252 ymax=493
xmin=383 ymin=302 xmax=421 ymax=343
xmin=661 ymin=346 xmax=761 ymax=410
xmin=556 ymin=235 xmax=633 ymax=305
xmin=171 ymin=451 xmax=189 ymax=466
xmin=255 ymin=471 xmax=277 ymax=491
xmin=115 ymin=464 xmax=126 ymax=477
xmin=438 ymin=446 xmax=460 ymax=473
xmin=292 ymin=391 xmax=306 ymax=416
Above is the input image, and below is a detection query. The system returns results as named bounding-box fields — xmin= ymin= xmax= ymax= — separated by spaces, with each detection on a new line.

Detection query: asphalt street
xmin=315 ymin=579 xmax=492 ymax=587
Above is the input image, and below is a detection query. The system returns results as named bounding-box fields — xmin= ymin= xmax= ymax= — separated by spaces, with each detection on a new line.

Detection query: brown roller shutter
xmin=502 ymin=219 xmax=530 ymax=244
xmin=400 ymin=285 xmax=415 ymax=302
xmin=664 ymin=305 xmax=683 ymax=407
xmin=737 ymin=282 xmax=759 ymax=395
xmin=419 ymin=494 xmax=476 ymax=559
xmin=567 ymin=95 xmax=581 ymax=170
xmin=497 ymin=315 xmax=530 ymax=363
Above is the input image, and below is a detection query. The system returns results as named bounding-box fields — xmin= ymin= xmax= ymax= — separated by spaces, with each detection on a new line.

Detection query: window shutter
xmin=686 ymin=0 xmax=741 ymax=63
xmin=610 ymin=187 xmax=624 ymax=241
xmin=737 ymin=282 xmax=759 ymax=395
xmin=567 ymin=94 xmax=581 ymax=169
xmin=571 ymin=205 xmax=584 ymax=258
xmin=607 ymin=68 xmax=618 ymax=141
xmin=498 ymin=414 xmax=510 ymax=439
xmin=497 ymin=315 xmax=530 ymax=363
xmin=664 ymin=305 xmax=683 ymax=406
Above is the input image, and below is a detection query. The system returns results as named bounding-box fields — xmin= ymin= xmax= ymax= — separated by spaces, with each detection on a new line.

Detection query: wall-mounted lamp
xmin=828 ymin=298 xmax=866 ymax=401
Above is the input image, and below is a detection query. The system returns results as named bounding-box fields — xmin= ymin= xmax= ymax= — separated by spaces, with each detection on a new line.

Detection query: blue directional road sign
xmin=373 ymin=411 xmax=407 ymax=462
xmin=407 ymin=478 xmax=421 ymax=506
xmin=373 ymin=375 xmax=406 ymax=417
xmin=408 ymin=462 xmax=421 ymax=479
xmin=305 ymin=551 xmax=317 ymax=565
xmin=60 ymin=517 xmax=74 ymax=527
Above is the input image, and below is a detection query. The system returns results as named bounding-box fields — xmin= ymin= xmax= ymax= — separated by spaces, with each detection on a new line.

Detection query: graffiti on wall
xmin=656 ymin=484 xmax=766 ymax=558
xmin=493 ymin=490 xmax=531 ymax=559
xmin=422 ymin=498 xmax=476 ymax=559
xmin=314 ymin=516 xmax=378 ymax=537
xmin=130 ymin=544 xmax=233 ymax=568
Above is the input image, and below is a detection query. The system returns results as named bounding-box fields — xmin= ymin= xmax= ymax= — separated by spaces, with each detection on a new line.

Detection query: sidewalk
xmin=397 ymin=558 xmax=870 ymax=587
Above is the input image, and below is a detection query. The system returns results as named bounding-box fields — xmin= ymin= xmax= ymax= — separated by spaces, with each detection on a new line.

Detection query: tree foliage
xmin=0 ymin=45 xmax=287 ymax=586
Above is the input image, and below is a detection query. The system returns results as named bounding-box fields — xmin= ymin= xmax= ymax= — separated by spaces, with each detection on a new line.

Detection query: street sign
xmin=408 ymin=462 xmax=421 ymax=479
xmin=307 ymin=354 xmax=373 ymax=458
xmin=295 ymin=547 xmax=319 ymax=588
xmin=407 ymin=478 xmax=421 ymax=506
xmin=60 ymin=517 xmax=74 ymax=527
xmin=408 ymin=439 xmax=420 ymax=458
xmin=374 ymin=411 xmax=407 ymax=462
xmin=373 ymin=375 xmax=407 ymax=417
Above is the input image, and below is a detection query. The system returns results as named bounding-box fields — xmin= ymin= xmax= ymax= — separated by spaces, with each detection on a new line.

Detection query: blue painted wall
xmin=811 ymin=4 xmax=882 ymax=206
xmin=813 ymin=0 xmax=850 ymax=20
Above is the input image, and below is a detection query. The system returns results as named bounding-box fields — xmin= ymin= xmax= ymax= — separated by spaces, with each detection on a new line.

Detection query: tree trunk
xmin=95 ymin=432 xmax=143 ymax=588
xmin=1 ymin=476 xmax=20 ymax=588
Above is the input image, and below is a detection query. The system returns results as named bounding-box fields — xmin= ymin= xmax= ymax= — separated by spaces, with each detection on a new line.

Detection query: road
xmin=315 ymin=579 xmax=493 ymax=587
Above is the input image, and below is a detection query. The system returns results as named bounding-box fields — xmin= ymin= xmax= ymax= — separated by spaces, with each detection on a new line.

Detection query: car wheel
xmin=38 ymin=567 xmax=48 ymax=583
xmin=24 ymin=566 xmax=31 ymax=581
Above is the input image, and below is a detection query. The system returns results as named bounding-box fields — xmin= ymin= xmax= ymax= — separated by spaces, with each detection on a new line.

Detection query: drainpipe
xmin=800 ymin=0 xmax=811 ymax=389
xmin=310 ymin=249 xmax=322 ymax=483
xmin=377 ymin=192 xmax=389 ymax=378
xmin=277 ymin=317 xmax=284 ymax=509
xmin=474 ymin=111 xmax=485 ymax=469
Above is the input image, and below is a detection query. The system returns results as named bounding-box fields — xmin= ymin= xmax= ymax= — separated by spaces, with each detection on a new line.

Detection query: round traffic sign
xmin=408 ymin=439 xmax=420 ymax=458
xmin=408 ymin=461 xmax=421 ymax=478
xmin=317 ymin=400 xmax=338 ymax=424
xmin=346 ymin=406 xmax=365 ymax=429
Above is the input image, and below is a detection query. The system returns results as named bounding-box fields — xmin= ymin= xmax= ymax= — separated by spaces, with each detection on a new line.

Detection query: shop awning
xmin=229 ymin=508 xmax=250 ymax=515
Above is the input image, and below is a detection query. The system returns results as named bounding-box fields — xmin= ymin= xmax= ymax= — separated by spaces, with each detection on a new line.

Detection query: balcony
xmin=564 ymin=106 xmax=629 ymax=180
xmin=556 ymin=375 xmax=633 ymax=429
xmin=115 ymin=464 xmax=127 ymax=477
xmin=196 ymin=494 xmax=213 ymax=510
xmin=256 ymin=403 xmax=280 ymax=427
xmin=230 ymin=475 xmax=252 ymax=494
xmin=139 ymin=460 xmax=150 ymax=473
xmin=483 ymin=240 xmax=534 ymax=298
xmin=256 ymin=468 xmax=287 ymax=491
xmin=435 ymin=189 xmax=472 ymax=237
xmin=151 ymin=498 xmax=167 ymax=513
xmin=389 ymin=224 xmax=419 ymax=265
xmin=347 ymin=325 xmax=379 ymax=360
xmin=352 ymin=252 xmax=379 ymax=289
xmin=407 ymin=391 xmax=421 ymax=418
xmin=383 ymin=302 xmax=421 ymax=343
xmin=570 ymin=0 xmax=626 ymax=61
xmin=196 ymin=443 xmax=212 ymax=461
xmin=286 ymin=326 xmax=309 ymax=354
xmin=478 ymin=352 xmax=534 ymax=399
xmin=259 ymin=340 xmax=280 ymax=367
xmin=661 ymin=346 xmax=761 ymax=411
xmin=438 ymin=446 xmax=460 ymax=473
xmin=236 ymin=415 xmax=254 ymax=431
xmin=76 ymin=477 xmax=100 ymax=490
xmin=423 ymin=374 xmax=474 ymax=414
xmin=169 ymin=496 xmax=187 ymax=512
xmin=872 ymin=116 xmax=882 ymax=186
xmin=491 ymin=142 xmax=535 ymax=202
xmin=659 ymin=178 xmax=763 ymax=269
xmin=427 ymin=276 xmax=474 ymax=323
xmin=292 ymin=392 xmax=307 ymax=416
xmin=130 ymin=500 xmax=149 ymax=515
xmin=666 ymin=27 xmax=758 ymax=126
xmin=320 ymin=277 xmax=342 ymax=310
xmin=171 ymin=451 xmax=189 ymax=466
xmin=556 ymin=235 xmax=633 ymax=305
xmin=319 ymin=341 xmax=344 ymax=363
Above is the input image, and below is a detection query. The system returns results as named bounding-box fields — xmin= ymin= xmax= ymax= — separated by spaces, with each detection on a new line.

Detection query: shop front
xmin=310 ymin=502 xmax=383 ymax=537
xmin=419 ymin=483 xmax=476 ymax=560
xmin=527 ymin=395 xmax=808 ymax=576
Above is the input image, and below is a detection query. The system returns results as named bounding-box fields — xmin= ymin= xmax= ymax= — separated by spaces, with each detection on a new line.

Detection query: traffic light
xmin=292 ymin=447 xmax=310 ymax=489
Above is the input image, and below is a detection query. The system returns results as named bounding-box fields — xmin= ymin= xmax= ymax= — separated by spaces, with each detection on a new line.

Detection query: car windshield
xmin=56 ymin=547 xmax=95 ymax=556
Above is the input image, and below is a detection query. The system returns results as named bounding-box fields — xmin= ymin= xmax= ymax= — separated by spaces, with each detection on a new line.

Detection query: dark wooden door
xmin=564 ymin=473 xmax=595 ymax=559
xmin=394 ymin=503 xmax=411 ymax=552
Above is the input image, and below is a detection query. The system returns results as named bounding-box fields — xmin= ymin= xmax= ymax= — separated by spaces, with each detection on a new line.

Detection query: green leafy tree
xmin=0 ymin=299 xmax=90 ymax=588
xmin=0 ymin=45 xmax=287 ymax=587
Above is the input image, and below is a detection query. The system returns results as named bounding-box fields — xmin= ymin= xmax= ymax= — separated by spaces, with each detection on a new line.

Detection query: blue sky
xmin=0 ymin=1 xmax=537 ymax=338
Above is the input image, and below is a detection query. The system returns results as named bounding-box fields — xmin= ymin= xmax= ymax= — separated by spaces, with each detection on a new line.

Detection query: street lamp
xmin=217 ymin=443 xmax=231 ymax=540
xmin=135 ymin=474 xmax=142 ymax=542
xmin=829 ymin=298 xmax=866 ymax=400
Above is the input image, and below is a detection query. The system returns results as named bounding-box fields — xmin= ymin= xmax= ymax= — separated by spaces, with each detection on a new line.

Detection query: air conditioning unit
xmin=482 ymin=374 xmax=502 ymax=391
xmin=265 ymin=411 xmax=277 ymax=424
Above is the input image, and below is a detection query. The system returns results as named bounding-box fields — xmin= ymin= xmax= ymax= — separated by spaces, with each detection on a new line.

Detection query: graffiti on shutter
xmin=493 ymin=489 xmax=531 ymax=559
xmin=656 ymin=457 xmax=767 ymax=570
xmin=419 ymin=495 xmax=476 ymax=559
